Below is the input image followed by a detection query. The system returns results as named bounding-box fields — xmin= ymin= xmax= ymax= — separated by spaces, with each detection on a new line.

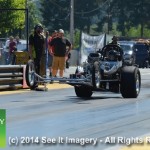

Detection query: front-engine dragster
xmin=25 ymin=44 xmax=141 ymax=98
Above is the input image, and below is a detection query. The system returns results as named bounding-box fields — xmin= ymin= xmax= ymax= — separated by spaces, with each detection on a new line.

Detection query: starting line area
xmin=0 ymin=83 xmax=72 ymax=95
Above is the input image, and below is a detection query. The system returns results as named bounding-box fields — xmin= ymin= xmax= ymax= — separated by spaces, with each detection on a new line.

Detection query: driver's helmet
xmin=108 ymin=50 xmax=118 ymax=61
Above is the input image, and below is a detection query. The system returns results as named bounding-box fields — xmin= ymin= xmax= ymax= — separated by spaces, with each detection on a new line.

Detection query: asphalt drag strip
xmin=0 ymin=83 xmax=72 ymax=95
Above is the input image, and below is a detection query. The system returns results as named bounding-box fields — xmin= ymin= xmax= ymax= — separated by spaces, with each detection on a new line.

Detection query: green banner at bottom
xmin=0 ymin=109 xmax=6 ymax=148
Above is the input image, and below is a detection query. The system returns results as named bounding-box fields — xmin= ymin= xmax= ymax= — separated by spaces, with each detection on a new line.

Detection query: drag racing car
xmin=25 ymin=44 xmax=141 ymax=98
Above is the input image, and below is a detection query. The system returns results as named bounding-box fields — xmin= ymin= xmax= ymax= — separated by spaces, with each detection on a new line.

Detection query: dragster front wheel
xmin=74 ymin=86 xmax=93 ymax=98
xmin=25 ymin=60 xmax=38 ymax=90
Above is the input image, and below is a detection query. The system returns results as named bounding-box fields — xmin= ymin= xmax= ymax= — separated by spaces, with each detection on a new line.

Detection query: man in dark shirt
xmin=49 ymin=29 xmax=72 ymax=77
xmin=29 ymin=24 xmax=45 ymax=76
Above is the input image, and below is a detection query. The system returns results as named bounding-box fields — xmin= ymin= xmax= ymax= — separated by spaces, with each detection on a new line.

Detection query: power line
xmin=75 ymin=0 xmax=111 ymax=15
xmin=55 ymin=13 xmax=70 ymax=21
xmin=49 ymin=0 xmax=68 ymax=11
xmin=49 ymin=0 xmax=111 ymax=15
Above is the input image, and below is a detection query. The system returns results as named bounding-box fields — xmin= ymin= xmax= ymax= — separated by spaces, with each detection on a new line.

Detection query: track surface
xmin=0 ymin=68 xmax=150 ymax=150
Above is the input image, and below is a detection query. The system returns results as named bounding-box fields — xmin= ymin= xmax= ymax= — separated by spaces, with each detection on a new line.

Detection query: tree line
xmin=0 ymin=0 xmax=150 ymax=41
xmin=0 ymin=0 xmax=39 ymax=38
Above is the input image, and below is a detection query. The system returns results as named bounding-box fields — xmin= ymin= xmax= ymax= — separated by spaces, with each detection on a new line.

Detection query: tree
xmin=110 ymin=0 xmax=131 ymax=36
xmin=128 ymin=0 xmax=150 ymax=37
xmin=40 ymin=0 xmax=100 ymax=34
xmin=92 ymin=0 xmax=115 ymax=34
xmin=111 ymin=0 xmax=150 ymax=37
xmin=0 ymin=0 xmax=26 ymax=37
xmin=40 ymin=0 xmax=70 ymax=32
xmin=74 ymin=0 xmax=98 ymax=33
xmin=27 ymin=0 xmax=41 ymax=34
xmin=39 ymin=0 xmax=150 ymax=39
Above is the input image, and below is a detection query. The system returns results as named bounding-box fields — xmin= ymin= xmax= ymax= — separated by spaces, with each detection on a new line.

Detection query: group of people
xmin=3 ymin=36 xmax=21 ymax=65
xmin=29 ymin=24 xmax=72 ymax=78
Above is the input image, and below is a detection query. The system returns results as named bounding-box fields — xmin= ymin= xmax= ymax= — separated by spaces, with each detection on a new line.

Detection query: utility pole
xmin=107 ymin=2 xmax=110 ymax=34
xmin=25 ymin=0 xmax=29 ymax=51
xmin=70 ymin=0 xmax=74 ymax=45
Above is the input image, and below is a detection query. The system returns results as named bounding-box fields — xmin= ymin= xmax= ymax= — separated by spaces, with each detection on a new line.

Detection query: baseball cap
xmin=59 ymin=29 xmax=64 ymax=34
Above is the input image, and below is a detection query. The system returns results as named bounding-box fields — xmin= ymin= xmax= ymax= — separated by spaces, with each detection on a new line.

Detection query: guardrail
xmin=0 ymin=65 xmax=28 ymax=89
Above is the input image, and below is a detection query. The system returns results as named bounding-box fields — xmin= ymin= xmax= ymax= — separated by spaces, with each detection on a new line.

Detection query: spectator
xmin=49 ymin=29 xmax=72 ymax=77
xmin=29 ymin=23 xmax=45 ymax=76
xmin=15 ymin=36 xmax=21 ymax=45
xmin=9 ymin=36 xmax=17 ymax=64
xmin=3 ymin=38 xmax=10 ymax=65
xmin=48 ymin=30 xmax=58 ymax=76
xmin=15 ymin=36 xmax=21 ymax=51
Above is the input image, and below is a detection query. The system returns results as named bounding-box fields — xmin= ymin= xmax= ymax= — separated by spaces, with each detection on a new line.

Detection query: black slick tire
xmin=120 ymin=66 xmax=141 ymax=98
xmin=74 ymin=86 xmax=93 ymax=98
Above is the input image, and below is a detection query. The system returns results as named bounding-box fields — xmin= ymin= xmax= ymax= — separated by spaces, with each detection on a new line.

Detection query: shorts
xmin=52 ymin=56 xmax=65 ymax=70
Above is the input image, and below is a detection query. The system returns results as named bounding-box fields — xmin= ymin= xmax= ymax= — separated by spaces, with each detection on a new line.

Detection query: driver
xmin=109 ymin=35 xmax=119 ymax=45
xmin=102 ymin=35 xmax=123 ymax=61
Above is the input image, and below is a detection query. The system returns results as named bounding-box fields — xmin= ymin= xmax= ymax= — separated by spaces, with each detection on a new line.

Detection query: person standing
xmin=9 ymin=36 xmax=17 ymax=65
xmin=48 ymin=30 xmax=58 ymax=76
xmin=3 ymin=38 xmax=10 ymax=65
xmin=29 ymin=23 xmax=45 ymax=76
xmin=49 ymin=29 xmax=72 ymax=77
xmin=15 ymin=36 xmax=21 ymax=50
xmin=15 ymin=36 xmax=21 ymax=45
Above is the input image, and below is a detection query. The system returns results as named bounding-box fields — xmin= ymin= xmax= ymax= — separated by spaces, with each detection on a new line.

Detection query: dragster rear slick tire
xmin=25 ymin=60 xmax=38 ymax=90
xmin=74 ymin=86 xmax=93 ymax=98
xmin=120 ymin=66 xmax=141 ymax=98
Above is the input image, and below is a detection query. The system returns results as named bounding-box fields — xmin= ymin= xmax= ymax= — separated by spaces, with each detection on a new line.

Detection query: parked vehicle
xmin=14 ymin=40 xmax=28 ymax=65
xmin=119 ymin=40 xmax=150 ymax=68
xmin=16 ymin=39 xmax=27 ymax=51
xmin=134 ymin=42 xmax=150 ymax=68
xmin=119 ymin=41 xmax=136 ymax=66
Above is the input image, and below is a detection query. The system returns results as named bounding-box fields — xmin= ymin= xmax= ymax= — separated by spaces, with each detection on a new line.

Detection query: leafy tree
xmin=74 ymin=0 xmax=98 ymax=33
xmin=111 ymin=0 xmax=150 ymax=37
xmin=40 ymin=0 xmax=70 ymax=32
xmin=40 ymin=0 xmax=100 ymax=33
xmin=128 ymin=0 xmax=150 ymax=37
xmin=39 ymin=0 xmax=150 ymax=42
xmin=93 ymin=0 xmax=114 ymax=34
xmin=0 ymin=0 xmax=26 ymax=37
xmin=27 ymin=0 xmax=41 ymax=34
xmin=95 ymin=0 xmax=150 ymax=37
xmin=110 ymin=0 xmax=131 ymax=36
